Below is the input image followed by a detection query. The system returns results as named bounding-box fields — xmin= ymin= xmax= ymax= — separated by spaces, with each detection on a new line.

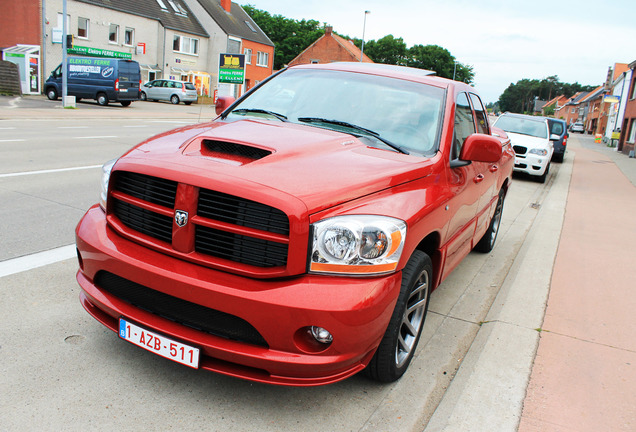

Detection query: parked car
xmin=45 ymin=57 xmax=141 ymax=107
xmin=570 ymin=122 xmax=585 ymax=133
xmin=493 ymin=112 xmax=554 ymax=183
xmin=75 ymin=62 xmax=514 ymax=386
xmin=140 ymin=79 xmax=197 ymax=105
xmin=546 ymin=117 xmax=568 ymax=162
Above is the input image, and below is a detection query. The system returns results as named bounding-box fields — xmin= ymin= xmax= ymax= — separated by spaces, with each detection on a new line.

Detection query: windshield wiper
xmin=231 ymin=108 xmax=288 ymax=122
xmin=297 ymin=117 xmax=409 ymax=154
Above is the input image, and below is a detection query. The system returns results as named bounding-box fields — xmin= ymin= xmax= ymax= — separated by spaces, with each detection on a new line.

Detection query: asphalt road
xmin=0 ymin=103 xmax=562 ymax=431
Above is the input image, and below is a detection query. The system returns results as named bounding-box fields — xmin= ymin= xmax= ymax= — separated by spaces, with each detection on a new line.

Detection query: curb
xmin=423 ymin=153 xmax=574 ymax=431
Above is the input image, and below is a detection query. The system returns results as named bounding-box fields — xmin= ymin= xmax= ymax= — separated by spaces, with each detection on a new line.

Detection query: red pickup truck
xmin=75 ymin=62 xmax=514 ymax=386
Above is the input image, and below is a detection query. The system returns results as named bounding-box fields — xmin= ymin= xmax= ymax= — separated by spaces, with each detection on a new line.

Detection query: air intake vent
xmin=203 ymin=140 xmax=272 ymax=161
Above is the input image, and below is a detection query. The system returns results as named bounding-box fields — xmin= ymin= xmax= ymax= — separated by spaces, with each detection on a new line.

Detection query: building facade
xmin=618 ymin=60 xmax=636 ymax=155
xmin=288 ymin=26 xmax=373 ymax=66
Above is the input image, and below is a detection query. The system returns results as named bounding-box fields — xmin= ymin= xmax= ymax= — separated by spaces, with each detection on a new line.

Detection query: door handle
xmin=474 ymin=174 xmax=485 ymax=184
xmin=489 ymin=165 xmax=499 ymax=173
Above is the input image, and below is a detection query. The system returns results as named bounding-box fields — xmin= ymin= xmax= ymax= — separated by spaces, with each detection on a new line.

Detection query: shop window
xmin=628 ymin=120 xmax=636 ymax=144
xmin=78 ymin=17 xmax=89 ymax=39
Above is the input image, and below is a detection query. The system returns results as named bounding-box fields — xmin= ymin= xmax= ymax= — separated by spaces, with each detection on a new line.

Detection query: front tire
xmin=364 ymin=250 xmax=432 ymax=382
xmin=140 ymin=91 xmax=147 ymax=101
xmin=120 ymin=101 xmax=131 ymax=107
xmin=46 ymin=88 xmax=58 ymax=100
xmin=538 ymin=162 xmax=550 ymax=183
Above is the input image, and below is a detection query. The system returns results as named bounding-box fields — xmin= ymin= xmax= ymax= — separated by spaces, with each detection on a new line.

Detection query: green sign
xmin=67 ymin=45 xmax=132 ymax=59
xmin=219 ymin=53 xmax=245 ymax=84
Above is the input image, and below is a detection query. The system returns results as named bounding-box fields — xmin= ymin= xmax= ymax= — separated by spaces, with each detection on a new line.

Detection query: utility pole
xmin=360 ymin=11 xmax=370 ymax=62
xmin=62 ymin=0 xmax=68 ymax=104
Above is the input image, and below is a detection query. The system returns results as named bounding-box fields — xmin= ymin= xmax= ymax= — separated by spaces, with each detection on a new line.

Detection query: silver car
xmin=141 ymin=79 xmax=198 ymax=105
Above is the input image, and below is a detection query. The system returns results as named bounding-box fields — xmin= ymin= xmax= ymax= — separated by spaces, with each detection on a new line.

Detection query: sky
xmin=239 ymin=0 xmax=636 ymax=103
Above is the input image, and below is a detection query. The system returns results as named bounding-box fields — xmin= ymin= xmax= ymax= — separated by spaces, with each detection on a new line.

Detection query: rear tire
xmin=170 ymin=95 xmax=180 ymax=104
xmin=120 ymin=101 xmax=131 ymax=107
xmin=475 ymin=189 xmax=505 ymax=253
xmin=184 ymin=101 xmax=192 ymax=105
xmin=97 ymin=93 xmax=109 ymax=106
xmin=364 ymin=250 xmax=432 ymax=382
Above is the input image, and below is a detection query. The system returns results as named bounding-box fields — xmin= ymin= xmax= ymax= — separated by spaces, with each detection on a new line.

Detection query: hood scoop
xmin=183 ymin=138 xmax=272 ymax=166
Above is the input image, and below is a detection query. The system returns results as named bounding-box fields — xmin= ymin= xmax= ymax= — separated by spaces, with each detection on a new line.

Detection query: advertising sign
xmin=603 ymin=94 xmax=621 ymax=104
xmin=219 ymin=53 xmax=245 ymax=84
xmin=67 ymin=45 xmax=132 ymax=59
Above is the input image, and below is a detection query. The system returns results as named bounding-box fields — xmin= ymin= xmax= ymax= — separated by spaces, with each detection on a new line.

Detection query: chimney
xmin=220 ymin=0 xmax=231 ymax=12
xmin=325 ymin=26 xmax=332 ymax=36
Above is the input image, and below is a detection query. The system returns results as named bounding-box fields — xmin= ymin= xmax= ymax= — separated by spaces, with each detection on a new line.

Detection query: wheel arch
xmin=413 ymin=231 xmax=442 ymax=290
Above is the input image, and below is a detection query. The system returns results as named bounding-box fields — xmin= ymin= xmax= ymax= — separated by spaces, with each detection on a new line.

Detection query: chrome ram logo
xmin=174 ymin=210 xmax=188 ymax=227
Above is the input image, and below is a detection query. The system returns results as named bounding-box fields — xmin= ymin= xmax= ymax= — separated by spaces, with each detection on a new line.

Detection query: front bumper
xmin=513 ymin=153 xmax=549 ymax=176
xmin=75 ymin=205 xmax=401 ymax=386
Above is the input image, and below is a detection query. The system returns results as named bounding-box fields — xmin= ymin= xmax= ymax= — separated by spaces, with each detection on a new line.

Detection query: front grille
xmin=198 ymin=189 xmax=289 ymax=235
xmin=513 ymin=145 xmax=527 ymax=155
xmin=110 ymin=171 xmax=290 ymax=269
xmin=196 ymin=226 xmax=288 ymax=267
xmin=95 ymin=271 xmax=268 ymax=347
xmin=114 ymin=171 xmax=177 ymax=208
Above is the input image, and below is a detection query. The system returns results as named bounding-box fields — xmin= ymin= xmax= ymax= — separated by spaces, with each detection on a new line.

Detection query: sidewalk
xmin=519 ymin=136 xmax=636 ymax=431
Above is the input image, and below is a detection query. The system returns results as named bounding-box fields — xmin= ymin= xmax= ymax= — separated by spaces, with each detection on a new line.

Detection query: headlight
xmin=310 ymin=215 xmax=407 ymax=275
xmin=99 ymin=159 xmax=117 ymax=211
xmin=529 ymin=148 xmax=548 ymax=156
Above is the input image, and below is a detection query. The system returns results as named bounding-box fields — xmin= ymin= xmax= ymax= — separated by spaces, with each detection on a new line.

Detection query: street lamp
xmin=360 ymin=10 xmax=370 ymax=62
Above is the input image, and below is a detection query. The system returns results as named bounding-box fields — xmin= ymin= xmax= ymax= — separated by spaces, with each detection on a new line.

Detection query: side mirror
xmin=549 ymin=133 xmax=560 ymax=141
xmin=459 ymin=133 xmax=502 ymax=163
xmin=215 ymin=96 xmax=236 ymax=115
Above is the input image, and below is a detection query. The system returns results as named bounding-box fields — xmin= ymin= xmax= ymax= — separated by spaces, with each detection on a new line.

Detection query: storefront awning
xmin=171 ymin=67 xmax=188 ymax=74
xmin=140 ymin=64 xmax=161 ymax=72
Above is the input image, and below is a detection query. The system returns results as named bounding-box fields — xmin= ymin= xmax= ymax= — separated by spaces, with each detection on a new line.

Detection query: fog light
xmin=310 ymin=326 xmax=333 ymax=344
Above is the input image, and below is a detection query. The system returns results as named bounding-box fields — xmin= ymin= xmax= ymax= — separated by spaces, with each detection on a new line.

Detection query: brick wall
xmin=0 ymin=0 xmax=41 ymax=47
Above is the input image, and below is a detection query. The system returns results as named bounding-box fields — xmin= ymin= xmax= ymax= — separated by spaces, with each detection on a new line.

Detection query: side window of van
xmin=53 ymin=65 xmax=62 ymax=78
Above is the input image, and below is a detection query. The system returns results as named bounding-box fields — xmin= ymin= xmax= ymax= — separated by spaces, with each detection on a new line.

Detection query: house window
xmin=256 ymin=51 xmax=269 ymax=67
xmin=631 ymin=77 xmax=636 ymax=100
xmin=109 ymin=24 xmax=119 ymax=43
xmin=124 ymin=28 xmax=134 ymax=46
xmin=244 ymin=48 xmax=252 ymax=64
xmin=155 ymin=0 xmax=168 ymax=9
xmin=78 ymin=17 xmax=89 ymax=39
xmin=310 ymin=59 xmax=319 ymax=64
xmin=245 ymin=20 xmax=257 ymax=32
xmin=173 ymin=34 xmax=199 ymax=55
xmin=628 ymin=119 xmax=636 ymax=143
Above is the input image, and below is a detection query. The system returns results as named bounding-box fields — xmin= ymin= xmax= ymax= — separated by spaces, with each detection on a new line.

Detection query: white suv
xmin=493 ymin=113 xmax=554 ymax=183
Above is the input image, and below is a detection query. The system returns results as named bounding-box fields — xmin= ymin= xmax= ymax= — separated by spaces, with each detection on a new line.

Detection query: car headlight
xmin=310 ymin=215 xmax=407 ymax=275
xmin=99 ymin=159 xmax=117 ymax=211
xmin=529 ymin=148 xmax=548 ymax=156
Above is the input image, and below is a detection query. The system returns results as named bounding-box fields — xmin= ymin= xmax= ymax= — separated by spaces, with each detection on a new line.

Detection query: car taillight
xmin=563 ymin=136 xmax=568 ymax=146
xmin=115 ymin=78 xmax=119 ymax=91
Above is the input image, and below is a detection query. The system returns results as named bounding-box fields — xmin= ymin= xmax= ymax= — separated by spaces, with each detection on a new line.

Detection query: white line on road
xmin=123 ymin=125 xmax=148 ymax=128
xmin=0 ymin=127 xmax=16 ymax=130
xmin=58 ymin=126 xmax=89 ymax=129
xmin=0 ymin=164 xmax=101 ymax=178
xmin=0 ymin=245 xmax=77 ymax=278
xmin=0 ymin=139 xmax=26 ymax=142
xmin=74 ymin=135 xmax=118 ymax=139
xmin=148 ymin=120 xmax=193 ymax=124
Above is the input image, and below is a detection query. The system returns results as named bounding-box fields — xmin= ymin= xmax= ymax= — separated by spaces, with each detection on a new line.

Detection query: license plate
xmin=119 ymin=318 xmax=200 ymax=368
xmin=119 ymin=88 xmax=128 ymax=92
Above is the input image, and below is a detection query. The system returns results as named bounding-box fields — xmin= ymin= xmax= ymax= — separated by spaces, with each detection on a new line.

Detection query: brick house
xmin=288 ymin=26 xmax=373 ymax=66
xmin=618 ymin=59 xmax=636 ymax=155
xmin=554 ymin=91 xmax=588 ymax=125
xmin=541 ymin=95 xmax=568 ymax=116
xmin=184 ymin=0 xmax=274 ymax=98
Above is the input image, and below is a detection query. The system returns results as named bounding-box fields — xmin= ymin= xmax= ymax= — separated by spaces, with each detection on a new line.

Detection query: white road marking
xmin=0 ymin=245 xmax=77 ymax=278
xmin=74 ymin=135 xmax=118 ymax=139
xmin=0 ymin=164 xmax=101 ymax=178
xmin=0 ymin=127 xmax=16 ymax=130
xmin=123 ymin=125 xmax=148 ymax=128
xmin=58 ymin=126 xmax=89 ymax=129
xmin=0 ymin=139 xmax=26 ymax=142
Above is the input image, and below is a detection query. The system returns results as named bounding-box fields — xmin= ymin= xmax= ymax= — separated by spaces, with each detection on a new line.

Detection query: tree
xmin=356 ymin=35 xmax=408 ymax=65
xmin=243 ymin=6 xmax=324 ymax=70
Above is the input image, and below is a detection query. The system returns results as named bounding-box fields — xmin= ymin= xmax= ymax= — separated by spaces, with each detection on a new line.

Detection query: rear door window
xmin=549 ymin=120 xmax=564 ymax=135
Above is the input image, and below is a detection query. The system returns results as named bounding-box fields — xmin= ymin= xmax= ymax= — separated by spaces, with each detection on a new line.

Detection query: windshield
xmin=225 ymin=68 xmax=445 ymax=155
xmin=494 ymin=116 xmax=547 ymax=139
